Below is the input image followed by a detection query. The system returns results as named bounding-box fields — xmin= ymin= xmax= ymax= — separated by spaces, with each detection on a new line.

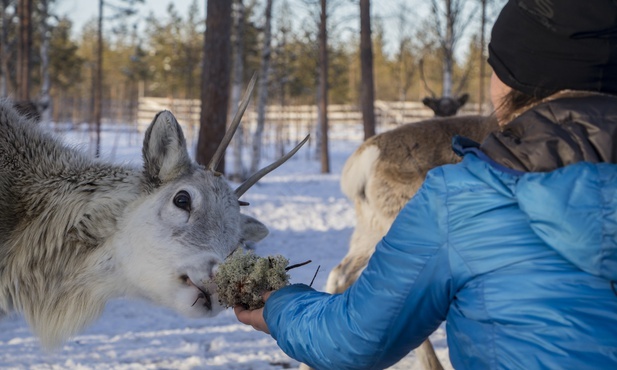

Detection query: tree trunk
xmin=249 ymin=0 xmax=274 ymax=174
xmin=230 ymin=0 xmax=245 ymax=182
xmin=318 ymin=0 xmax=330 ymax=173
xmin=94 ymin=0 xmax=103 ymax=156
xmin=0 ymin=0 xmax=13 ymax=97
xmin=360 ymin=0 xmax=375 ymax=140
xmin=275 ymin=2 xmax=290 ymax=158
xmin=442 ymin=0 xmax=454 ymax=98
xmin=478 ymin=0 xmax=487 ymax=114
xmin=16 ymin=0 xmax=31 ymax=101
xmin=39 ymin=0 xmax=51 ymax=124
xmin=395 ymin=2 xmax=413 ymax=112
xmin=196 ymin=0 xmax=232 ymax=172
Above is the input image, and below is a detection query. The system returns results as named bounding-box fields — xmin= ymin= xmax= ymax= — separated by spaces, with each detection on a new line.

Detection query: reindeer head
xmin=111 ymin=76 xmax=308 ymax=318
xmin=422 ymin=94 xmax=469 ymax=117
xmin=418 ymin=57 xmax=471 ymax=117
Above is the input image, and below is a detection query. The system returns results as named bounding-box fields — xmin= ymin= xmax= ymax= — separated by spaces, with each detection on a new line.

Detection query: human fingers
xmin=234 ymin=306 xmax=270 ymax=334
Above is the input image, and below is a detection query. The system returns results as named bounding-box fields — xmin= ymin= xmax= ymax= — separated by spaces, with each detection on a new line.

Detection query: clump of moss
xmin=212 ymin=249 xmax=290 ymax=310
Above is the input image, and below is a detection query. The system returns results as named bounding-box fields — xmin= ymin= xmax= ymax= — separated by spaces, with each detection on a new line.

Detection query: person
xmin=235 ymin=0 xmax=617 ymax=368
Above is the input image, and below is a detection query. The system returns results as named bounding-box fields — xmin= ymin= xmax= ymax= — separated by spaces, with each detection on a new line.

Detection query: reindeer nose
xmin=210 ymin=263 xmax=219 ymax=279
xmin=210 ymin=264 xmax=219 ymax=279
xmin=207 ymin=258 xmax=221 ymax=280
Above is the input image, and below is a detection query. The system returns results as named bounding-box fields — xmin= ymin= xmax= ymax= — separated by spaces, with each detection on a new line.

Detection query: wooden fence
xmin=135 ymin=97 xmax=489 ymax=160
xmin=137 ymin=96 xmax=486 ymax=135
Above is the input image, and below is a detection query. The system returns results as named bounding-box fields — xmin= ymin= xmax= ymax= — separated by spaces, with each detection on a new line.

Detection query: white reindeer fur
xmin=0 ymin=100 xmax=269 ymax=348
xmin=323 ymin=115 xmax=498 ymax=370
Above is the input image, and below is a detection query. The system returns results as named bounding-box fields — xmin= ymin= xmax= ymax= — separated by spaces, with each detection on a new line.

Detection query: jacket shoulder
xmin=427 ymin=154 xmax=519 ymax=200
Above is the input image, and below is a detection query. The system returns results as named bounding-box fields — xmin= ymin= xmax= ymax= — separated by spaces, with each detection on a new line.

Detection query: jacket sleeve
xmin=263 ymin=168 xmax=454 ymax=370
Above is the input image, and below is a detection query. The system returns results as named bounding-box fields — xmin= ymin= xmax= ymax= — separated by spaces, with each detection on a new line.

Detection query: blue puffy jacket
xmin=264 ymin=93 xmax=617 ymax=369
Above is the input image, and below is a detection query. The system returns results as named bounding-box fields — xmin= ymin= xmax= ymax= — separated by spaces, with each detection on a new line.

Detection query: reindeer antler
xmin=206 ymin=72 xmax=309 ymax=198
xmin=419 ymin=58 xmax=437 ymax=98
xmin=208 ymin=73 xmax=258 ymax=171
xmin=235 ymin=134 xmax=310 ymax=198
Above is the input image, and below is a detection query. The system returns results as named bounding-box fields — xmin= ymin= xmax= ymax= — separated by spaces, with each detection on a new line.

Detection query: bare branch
xmin=285 ymin=260 xmax=312 ymax=271
xmin=309 ymin=265 xmax=320 ymax=287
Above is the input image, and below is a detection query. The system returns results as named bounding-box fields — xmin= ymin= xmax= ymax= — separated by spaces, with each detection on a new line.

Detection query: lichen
xmin=212 ymin=249 xmax=290 ymax=310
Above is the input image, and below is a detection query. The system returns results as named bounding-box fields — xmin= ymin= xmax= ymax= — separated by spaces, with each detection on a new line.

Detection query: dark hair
xmin=496 ymin=89 xmax=543 ymax=124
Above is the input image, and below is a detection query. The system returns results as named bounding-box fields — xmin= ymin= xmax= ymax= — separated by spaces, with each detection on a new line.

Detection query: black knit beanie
xmin=488 ymin=0 xmax=617 ymax=98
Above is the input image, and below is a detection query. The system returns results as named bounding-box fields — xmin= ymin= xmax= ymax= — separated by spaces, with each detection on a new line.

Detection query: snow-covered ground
xmin=0 ymin=122 xmax=451 ymax=370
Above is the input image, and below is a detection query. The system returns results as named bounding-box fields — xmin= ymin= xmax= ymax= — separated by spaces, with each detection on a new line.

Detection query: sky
xmin=54 ymin=0 xmax=494 ymax=65
xmin=56 ymin=0 xmax=203 ymax=34
xmin=54 ymin=0 xmax=439 ymax=59
xmin=55 ymin=0 xmax=403 ymax=33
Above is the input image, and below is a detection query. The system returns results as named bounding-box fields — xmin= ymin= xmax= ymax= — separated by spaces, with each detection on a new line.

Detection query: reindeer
xmin=419 ymin=58 xmax=471 ymax=117
xmin=323 ymin=114 xmax=498 ymax=370
xmin=422 ymin=93 xmax=469 ymax=118
xmin=0 ymin=77 xmax=308 ymax=349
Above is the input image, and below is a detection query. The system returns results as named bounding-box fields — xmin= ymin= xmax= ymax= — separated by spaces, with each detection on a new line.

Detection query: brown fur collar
xmin=481 ymin=92 xmax=617 ymax=172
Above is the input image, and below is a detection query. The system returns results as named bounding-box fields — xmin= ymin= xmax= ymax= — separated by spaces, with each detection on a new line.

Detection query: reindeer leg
xmin=299 ymin=340 xmax=443 ymax=370
xmin=325 ymin=208 xmax=382 ymax=294
xmin=416 ymin=339 xmax=444 ymax=370
xmin=325 ymin=253 xmax=370 ymax=294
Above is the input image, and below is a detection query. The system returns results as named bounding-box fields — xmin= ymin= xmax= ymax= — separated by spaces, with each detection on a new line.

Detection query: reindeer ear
xmin=422 ymin=97 xmax=438 ymax=111
xmin=142 ymin=111 xmax=192 ymax=185
xmin=457 ymin=93 xmax=470 ymax=107
xmin=240 ymin=215 xmax=269 ymax=243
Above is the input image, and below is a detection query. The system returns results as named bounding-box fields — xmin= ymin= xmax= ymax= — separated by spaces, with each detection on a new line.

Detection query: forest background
xmin=1 ymin=0 xmax=506 ymax=176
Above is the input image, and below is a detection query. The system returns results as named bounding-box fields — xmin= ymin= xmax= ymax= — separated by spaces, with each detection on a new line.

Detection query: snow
xmin=0 ymin=123 xmax=452 ymax=369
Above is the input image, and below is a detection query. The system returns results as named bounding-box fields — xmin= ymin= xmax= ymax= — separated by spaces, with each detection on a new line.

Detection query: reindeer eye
xmin=173 ymin=190 xmax=191 ymax=211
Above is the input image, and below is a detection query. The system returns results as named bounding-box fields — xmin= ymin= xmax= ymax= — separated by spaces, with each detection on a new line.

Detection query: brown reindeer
xmin=324 ymin=114 xmax=497 ymax=370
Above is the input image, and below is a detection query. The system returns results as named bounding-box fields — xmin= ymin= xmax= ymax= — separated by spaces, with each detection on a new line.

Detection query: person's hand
xmin=233 ymin=291 xmax=273 ymax=334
